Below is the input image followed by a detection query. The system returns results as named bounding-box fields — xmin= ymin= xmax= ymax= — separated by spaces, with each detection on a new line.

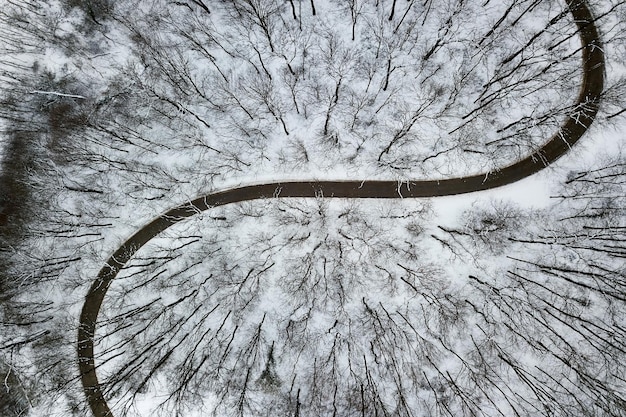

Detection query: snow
xmin=0 ymin=0 xmax=625 ymax=416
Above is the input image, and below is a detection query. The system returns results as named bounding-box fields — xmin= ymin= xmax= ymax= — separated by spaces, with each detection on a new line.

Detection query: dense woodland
xmin=1 ymin=0 xmax=625 ymax=416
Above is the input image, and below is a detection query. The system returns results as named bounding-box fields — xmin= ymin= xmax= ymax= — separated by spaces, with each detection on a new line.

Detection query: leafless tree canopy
xmin=0 ymin=0 xmax=625 ymax=416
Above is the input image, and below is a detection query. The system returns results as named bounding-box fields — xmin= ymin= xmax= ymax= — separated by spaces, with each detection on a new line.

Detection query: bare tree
xmin=1 ymin=0 xmax=625 ymax=416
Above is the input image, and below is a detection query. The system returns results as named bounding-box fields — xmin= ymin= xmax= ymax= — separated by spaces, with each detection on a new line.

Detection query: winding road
xmin=77 ymin=1 xmax=605 ymax=416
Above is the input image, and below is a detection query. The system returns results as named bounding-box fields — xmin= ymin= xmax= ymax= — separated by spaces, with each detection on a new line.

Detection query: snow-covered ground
xmin=1 ymin=0 xmax=625 ymax=416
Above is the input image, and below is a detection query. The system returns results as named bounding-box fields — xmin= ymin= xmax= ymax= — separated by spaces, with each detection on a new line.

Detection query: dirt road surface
xmin=78 ymin=1 xmax=604 ymax=415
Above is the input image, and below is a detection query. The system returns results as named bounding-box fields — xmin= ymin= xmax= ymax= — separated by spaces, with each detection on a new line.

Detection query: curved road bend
xmin=78 ymin=1 xmax=604 ymax=416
